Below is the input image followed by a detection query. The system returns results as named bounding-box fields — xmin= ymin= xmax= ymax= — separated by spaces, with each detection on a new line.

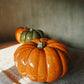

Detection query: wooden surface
xmin=0 ymin=41 xmax=18 ymax=49
xmin=0 ymin=42 xmax=84 ymax=84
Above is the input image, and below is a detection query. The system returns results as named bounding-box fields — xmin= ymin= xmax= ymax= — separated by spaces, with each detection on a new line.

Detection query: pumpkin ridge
xmin=24 ymin=30 xmax=30 ymax=43
xmin=36 ymin=30 xmax=44 ymax=38
xmin=37 ymin=49 xmax=47 ymax=82
xmin=58 ymin=47 xmax=71 ymax=62
xmin=14 ymin=48 xmax=34 ymax=66
xmin=56 ymin=49 xmax=68 ymax=78
xmin=14 ymin=47 xmax=29 ymax=62
xmin=44 ymin=47 xmax=62 ymax=82
xmin=20 ymin=30 xmax=29 ymax=43
xmin=17 ymin=48 xmax=34 ymax=76
xmin=21 ymin=45 xmax=36 ymax=48
xmin=47 ymin=40 xmax=60 ymax=44
xmin=47 ymin=45 xmax=71 ymax=61
xmin=47 ymin=43 xmax=69 ymax=51
xmin=25 ymin=30 xmax=33 ymax=42
xmin=53 ymin=48 xmax=63 ymax=78
xmin=18 ymin=44 xmax=35 ymax=49
xmin=25 ymin=48 xmax=35 ymax=76
xmin=37 ymin=49 xmax=40 ymax=81
xmin=47 ymin=44 xmax=68 ymax=51
xmin=14 ymin=45 xmax=35 ymax=57
xmin=23 ymin=42 xmax=36 ymax=45
xmin=58 ymin=49 xmax=71 ymax=66
xmin=43 ymin=49 xmax=47 ymax=82
xmin=25 ymin=48 xmax=39 ymax=81
xmin=15 ymin=48 xmax=26 ymax=66
xmin=32 ymin=39 xmax=40 ymax=44
xmin=40 ymin=38 xmax=48 ymax=43
xmin=21 ymin=42 xmax=36 ymax=47
xmin=25 ymin=48 xmax=35 ymax=64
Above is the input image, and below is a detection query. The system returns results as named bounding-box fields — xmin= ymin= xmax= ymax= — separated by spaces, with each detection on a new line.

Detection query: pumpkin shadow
xmin=1 ymin=65 xmax=22 ymax=84
xmin=1 ymin=66 xmax=33 ymax=84
xmin=69 ymin=48 xmax=84 ymax=74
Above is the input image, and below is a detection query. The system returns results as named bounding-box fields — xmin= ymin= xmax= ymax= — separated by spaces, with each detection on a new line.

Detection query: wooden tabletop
xmin=0 ymin=41 xmax=19 ymax=49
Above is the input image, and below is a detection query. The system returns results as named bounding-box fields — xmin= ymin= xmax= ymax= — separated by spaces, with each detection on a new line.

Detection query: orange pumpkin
xmin=14 ymin=38 xmax=71 ymax=82
xmin=15 ymin=27 xmax=29 ymax=43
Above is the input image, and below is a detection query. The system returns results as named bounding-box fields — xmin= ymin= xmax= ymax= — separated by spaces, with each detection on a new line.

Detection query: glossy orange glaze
xmin=40 ymin=38 xmax=48 ymax=43
xmin=32 ymin=38 xmax=48 ymax=44
xmin=32 ymin=39 xmax=40 ymax=44
xmin=14 ymin=38 xmax=71 ymax=82
xmin=56 ymin=49 xmax=68 ymax=78
xmin=15 ymin=27 xmax=29 ymax=43
xmin=17 ymin=48 xmax=34 ymax=76
xmin=47 ymin=44 xmax=71 ymax=61
xmin=37 ymin=49 xmax=47 ymax=82
xmin=47 ymin=39 xmax=60 ymax=44
xmin=44 ymin=47 xmax=62 ymax=82
xmin=14 ymin=45 xmax=35 ymax=63
xmin=47 ymin=42 xmax=69 ymax=51
xmin=26 ymin=48 xmax=39 ymax=81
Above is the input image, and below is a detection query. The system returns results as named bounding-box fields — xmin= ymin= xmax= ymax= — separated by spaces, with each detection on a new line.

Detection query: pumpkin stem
xmin=30 ymin=28 xmax=33 ymax=31
xmin=37 ymin=41 xmax=46 ymax=49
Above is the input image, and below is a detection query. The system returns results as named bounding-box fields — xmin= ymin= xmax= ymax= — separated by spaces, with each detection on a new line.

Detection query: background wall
xmin=0 ymin=0 xmax=84 ymax=49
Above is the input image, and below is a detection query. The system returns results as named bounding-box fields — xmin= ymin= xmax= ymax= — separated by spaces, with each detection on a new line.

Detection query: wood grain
xmin=0 ymin=41 xmax=19 ymax=49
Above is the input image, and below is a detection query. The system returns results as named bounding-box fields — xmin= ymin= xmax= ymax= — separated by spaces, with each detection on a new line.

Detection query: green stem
xmin=37 ymin=41 xmax=46 ymax=49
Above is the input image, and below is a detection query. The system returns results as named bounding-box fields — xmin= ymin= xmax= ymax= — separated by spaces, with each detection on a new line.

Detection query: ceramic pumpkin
xmin=15 ymin=27 xmax=44 ymax=44
xmin=14 ymin=38 xmax=71 ymax=82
